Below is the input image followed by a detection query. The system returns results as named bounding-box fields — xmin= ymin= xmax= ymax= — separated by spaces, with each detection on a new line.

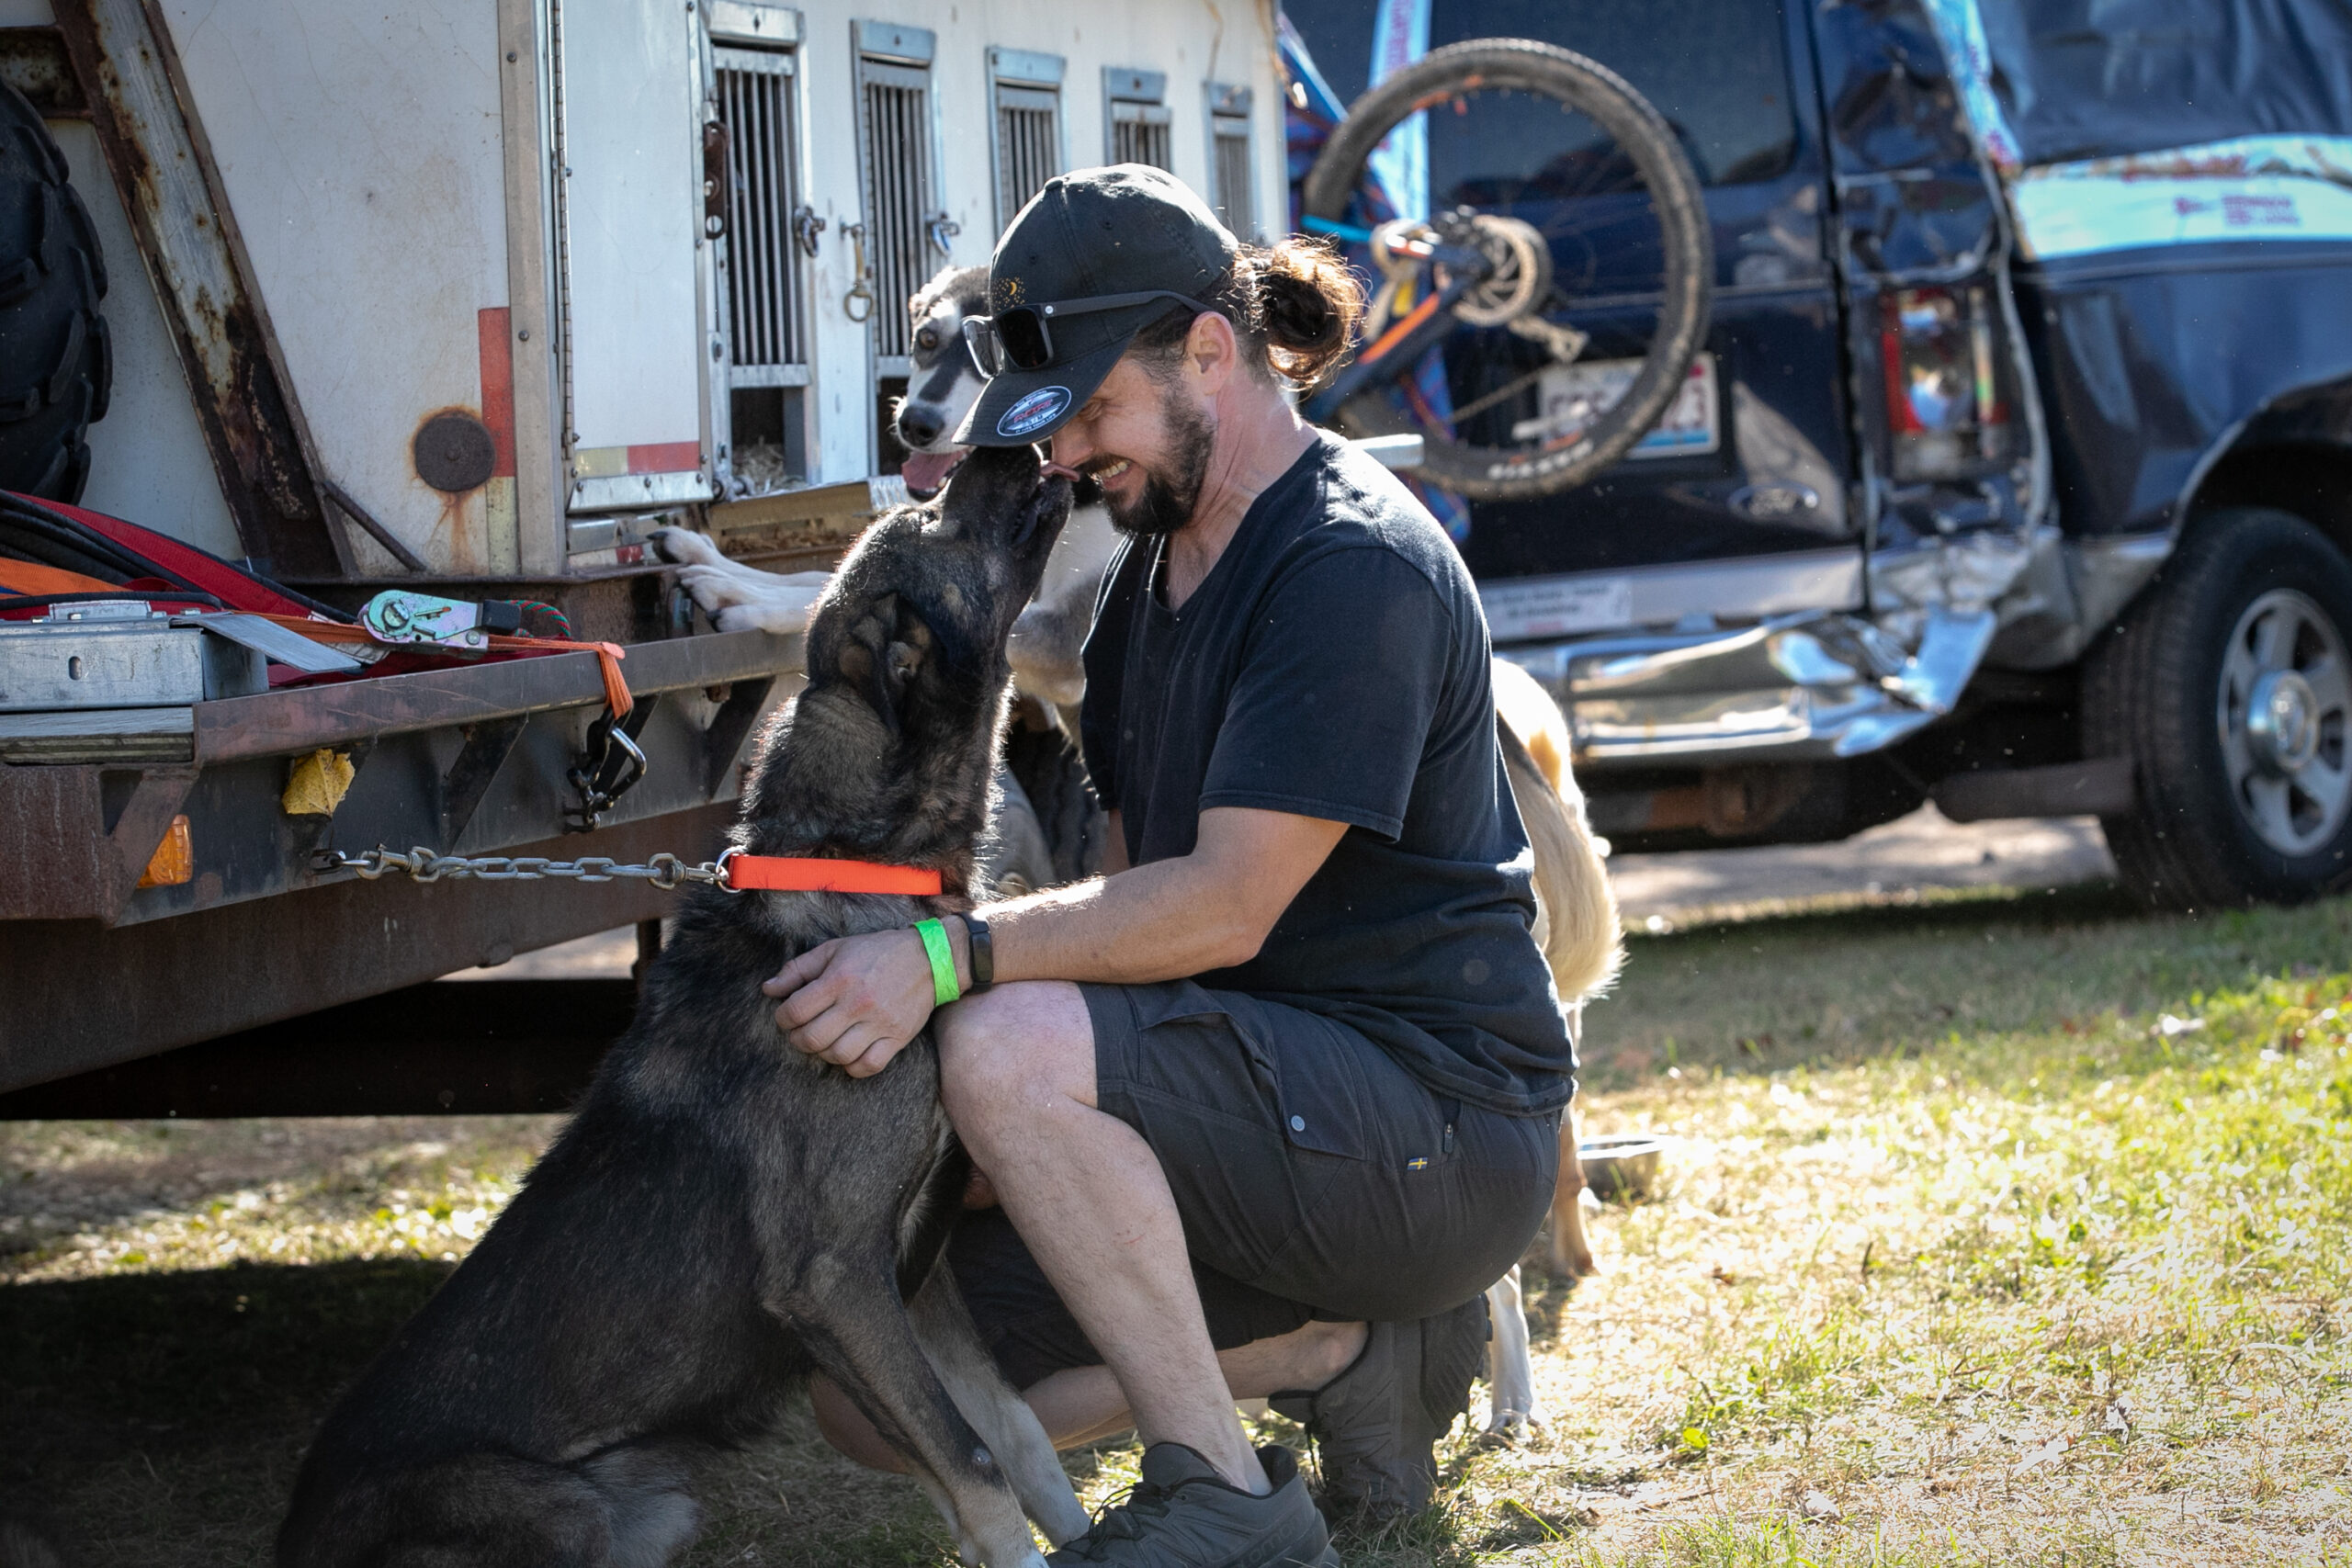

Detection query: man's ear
xmin=1187 ymin=309 xmax=1239 ymax=392
xmin=835 ymin=593 xmax=933 ymax=734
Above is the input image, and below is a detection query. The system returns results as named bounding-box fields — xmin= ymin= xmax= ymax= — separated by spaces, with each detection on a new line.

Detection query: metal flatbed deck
xmin=0 ymin=628 xmax=802 ymax=1096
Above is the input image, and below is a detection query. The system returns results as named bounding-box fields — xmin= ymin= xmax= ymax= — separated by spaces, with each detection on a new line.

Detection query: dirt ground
xmin=1604 ymin=806 xmax=2115 ymax=923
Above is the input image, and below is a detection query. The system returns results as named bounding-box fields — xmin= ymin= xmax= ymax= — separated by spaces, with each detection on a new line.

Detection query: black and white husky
xmin=655 ymin=266 xmax=1118 ymax=710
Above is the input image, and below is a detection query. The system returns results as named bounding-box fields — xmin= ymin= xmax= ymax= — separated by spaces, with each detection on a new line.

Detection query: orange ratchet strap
xmin=718 ymin=851 xmax=944 ymax=896
xmin=253 ymin=613 xmax=635 ymax=716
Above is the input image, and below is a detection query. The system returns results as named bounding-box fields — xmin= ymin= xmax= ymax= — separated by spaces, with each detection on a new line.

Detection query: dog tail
xmin=1492 ymin=658 xmax=1623 ymax=1008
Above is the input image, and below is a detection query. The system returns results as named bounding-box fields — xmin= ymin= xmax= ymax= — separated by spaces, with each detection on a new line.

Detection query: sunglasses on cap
xmin=962 ymin=290 xmax=1216 ymax=378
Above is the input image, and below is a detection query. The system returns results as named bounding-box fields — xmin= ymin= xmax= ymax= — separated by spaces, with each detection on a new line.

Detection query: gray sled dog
xmin=277 ymin=444 xmax=1090 ymax=1568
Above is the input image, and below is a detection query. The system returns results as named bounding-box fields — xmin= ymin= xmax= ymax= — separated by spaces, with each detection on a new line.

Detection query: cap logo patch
xmin=996 ymin=386 xmax=1072 ymax=438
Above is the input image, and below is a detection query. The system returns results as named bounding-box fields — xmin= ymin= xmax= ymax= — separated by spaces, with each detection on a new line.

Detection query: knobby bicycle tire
xmin=1303 ymin=39 xmax=1712 ymax=502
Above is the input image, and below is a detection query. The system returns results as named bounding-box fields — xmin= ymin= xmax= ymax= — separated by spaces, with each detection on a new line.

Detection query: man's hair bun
xmin=1253 ymin=240 xmax=1362 ymax=390
xmin=1129 ymin=237 xmax=1365 ymax=392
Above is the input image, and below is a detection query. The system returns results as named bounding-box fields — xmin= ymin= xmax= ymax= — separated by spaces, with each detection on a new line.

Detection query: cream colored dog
xmin=1484 ymin=655 xmax=1623 ymax=1438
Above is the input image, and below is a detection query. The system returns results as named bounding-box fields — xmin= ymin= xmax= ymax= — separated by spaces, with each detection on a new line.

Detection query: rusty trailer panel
xmin=50 ymin=0 xmax=348 ymax=579
xmin=0 ymin=24 xmax=85 ymax=117
xmin=0 ymin=627 xmax=799 ymax=925
xmin=190 ymin=626 xmax=791 ymax=766
xmin=0 ymin=805 xmax=730 ymax=1095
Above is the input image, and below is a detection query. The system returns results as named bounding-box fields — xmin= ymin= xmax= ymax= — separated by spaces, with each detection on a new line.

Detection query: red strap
xmin=722 ymin=853 xmax=943 ymax=895
xmin=15 ymin=497 xmax=639 ymax=709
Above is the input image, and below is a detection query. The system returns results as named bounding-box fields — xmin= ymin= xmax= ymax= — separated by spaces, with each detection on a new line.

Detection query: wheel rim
xmin=2215 ymin=587 xmax=2352 ymax=856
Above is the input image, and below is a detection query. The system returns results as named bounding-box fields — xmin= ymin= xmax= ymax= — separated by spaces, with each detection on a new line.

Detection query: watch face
xmin=967 ymin=918 xmax=993 ymax=987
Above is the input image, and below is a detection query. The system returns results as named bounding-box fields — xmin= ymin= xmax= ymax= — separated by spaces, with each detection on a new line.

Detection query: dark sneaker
xmin=1046 ymin=1443 xmax=1338 ymax=1566
xmin=1269 ymin=1296 xmax=1487 ymax=1523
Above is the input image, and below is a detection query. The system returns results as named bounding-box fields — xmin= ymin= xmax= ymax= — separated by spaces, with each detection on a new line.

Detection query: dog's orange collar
xmin=717 ymin=848 xmax=943 ymax=896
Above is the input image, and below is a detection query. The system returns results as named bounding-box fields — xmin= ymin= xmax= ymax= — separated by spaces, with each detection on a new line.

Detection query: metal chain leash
xmin=313 ymin=846 xmax=727 ymax=891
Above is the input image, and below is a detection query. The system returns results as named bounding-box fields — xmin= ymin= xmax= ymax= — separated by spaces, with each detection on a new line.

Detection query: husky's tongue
xmin=901 ymin=449 xmax=963 ymax=498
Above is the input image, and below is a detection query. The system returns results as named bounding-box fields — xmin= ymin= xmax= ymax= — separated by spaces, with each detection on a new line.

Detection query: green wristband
xmin=914 ymin=918 xmax=960 ymax=1007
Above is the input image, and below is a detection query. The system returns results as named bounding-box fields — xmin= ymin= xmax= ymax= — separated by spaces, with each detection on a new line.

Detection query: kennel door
xmin=557 ymin=0 xmax=713 ymax=513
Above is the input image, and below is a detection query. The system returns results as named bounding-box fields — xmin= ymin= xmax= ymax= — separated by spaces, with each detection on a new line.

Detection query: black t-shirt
xmin=1080 ymin=434 xmax=1573 ymax=1115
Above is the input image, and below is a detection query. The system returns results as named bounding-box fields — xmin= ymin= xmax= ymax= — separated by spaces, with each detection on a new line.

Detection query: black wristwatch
xmin=962 ymin=916 xmax=994 ymax=992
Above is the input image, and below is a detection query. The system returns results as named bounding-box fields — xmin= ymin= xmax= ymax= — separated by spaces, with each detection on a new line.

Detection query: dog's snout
xmin=897 ymin=405 xmax=945 ymax=448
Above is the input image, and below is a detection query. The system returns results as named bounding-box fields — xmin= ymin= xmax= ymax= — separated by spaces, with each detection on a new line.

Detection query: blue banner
xmin=1364 ymin=0 xmax=1430 ymax=224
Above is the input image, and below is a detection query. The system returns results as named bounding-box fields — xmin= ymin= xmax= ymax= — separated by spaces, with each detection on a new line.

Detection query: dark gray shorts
xmin=948 ymin=977 xmax=1560 ymax=1390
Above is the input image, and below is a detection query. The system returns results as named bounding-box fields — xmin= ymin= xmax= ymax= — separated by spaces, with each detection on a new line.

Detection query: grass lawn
xmin=5 ymin=886 xmax=2349 ymax=1565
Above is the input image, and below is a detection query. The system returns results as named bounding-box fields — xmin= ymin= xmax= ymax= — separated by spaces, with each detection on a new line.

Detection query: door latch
xmin=792 ymin=204 xmax=825 ymax=258
xmin=702 ymin=121 xmax=729 ymax=239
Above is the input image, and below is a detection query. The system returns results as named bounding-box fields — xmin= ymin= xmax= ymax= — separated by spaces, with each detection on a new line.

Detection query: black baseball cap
xmin=956 ymin=164 xmax=1238 ymax=447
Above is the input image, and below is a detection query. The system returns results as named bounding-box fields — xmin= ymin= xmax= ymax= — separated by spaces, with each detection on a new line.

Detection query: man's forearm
xmin=975 ymin=856 xmax=1265 ymax=987
xmin=767 ymin=807 xmax=1339 ymax=1073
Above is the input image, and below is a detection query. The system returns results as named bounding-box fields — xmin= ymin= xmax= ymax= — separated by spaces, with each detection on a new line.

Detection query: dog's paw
xmin=650 ymin=525 xmax=726 ymax=568
xmin=1548 ymin=1246 xmax=1600 ymax=1281
xmin=673 ymin=562 xmax=761 ymax=609
xmin=1478 ymin=1408 xmax=1541 ymax=1448
xmin=711 ymin=590 xmax=822 ymax=637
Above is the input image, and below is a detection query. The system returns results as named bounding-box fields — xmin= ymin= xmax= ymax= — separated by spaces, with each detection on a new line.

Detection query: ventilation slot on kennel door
xmin=855 ymin=21 xmax=943 ymax=367
xmin=990 ymin=48 xmax=1064 ymax=233
xmin=708 ymin=6 xmax=809 ymax=492
xmin=1105 ymin=68 xmax=1171 ymax=172
xmin=1207 ymin=84 xmax=1254 ymax=238
xmin=716 ymin=48 xmax=806 ymax=372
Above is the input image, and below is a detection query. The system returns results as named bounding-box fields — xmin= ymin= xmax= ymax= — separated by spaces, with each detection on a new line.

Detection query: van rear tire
xmin=0 ymin=81 xmax=110 ymax=503
xmin=2084 ymin=508 xmax=2352 ymax=908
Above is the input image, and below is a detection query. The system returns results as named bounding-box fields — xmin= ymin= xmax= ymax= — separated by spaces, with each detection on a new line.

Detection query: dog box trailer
xmin=0 ymin=0 xmax=1291 ymax=1114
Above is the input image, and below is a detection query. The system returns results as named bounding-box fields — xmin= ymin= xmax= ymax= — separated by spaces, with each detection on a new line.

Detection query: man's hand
xmin=763 ymin=927 xmax=941 ymax=1077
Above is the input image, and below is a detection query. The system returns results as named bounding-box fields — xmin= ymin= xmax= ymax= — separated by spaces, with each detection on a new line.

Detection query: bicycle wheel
xmin=1303 ymin=39 xmax=1712 ymax=502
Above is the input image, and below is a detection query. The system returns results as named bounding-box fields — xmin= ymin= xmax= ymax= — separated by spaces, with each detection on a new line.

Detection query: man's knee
xmin=935 ymin=980 xmax=1096 ymax=1143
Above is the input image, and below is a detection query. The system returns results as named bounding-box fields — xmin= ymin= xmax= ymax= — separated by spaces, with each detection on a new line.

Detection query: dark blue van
xmin=1282 ymin=0 xmax=2352 ymax=908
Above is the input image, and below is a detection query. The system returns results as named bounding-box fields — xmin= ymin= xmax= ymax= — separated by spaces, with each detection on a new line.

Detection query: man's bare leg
xmin=813 ymin=1319 xmax=1368 ymax=1472
xmin=1027 ymin=1319 xmax=1366 ymax=1450
xmin=934 ymin=979 xmax=1269 ymax=1493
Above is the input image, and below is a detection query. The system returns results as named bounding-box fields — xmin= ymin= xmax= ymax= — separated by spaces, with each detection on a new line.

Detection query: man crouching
xmin=764 ymin=165 xmax=1571 ymax=1566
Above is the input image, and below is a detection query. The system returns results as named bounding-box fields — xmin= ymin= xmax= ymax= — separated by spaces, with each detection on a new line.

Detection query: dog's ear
xmin=835 ymin=593 xmax=934 ymax=734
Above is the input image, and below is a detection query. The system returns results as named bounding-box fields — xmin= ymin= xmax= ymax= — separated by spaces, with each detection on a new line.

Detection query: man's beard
xmin=1100 ymin=386 xmax=1215 ymax=539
